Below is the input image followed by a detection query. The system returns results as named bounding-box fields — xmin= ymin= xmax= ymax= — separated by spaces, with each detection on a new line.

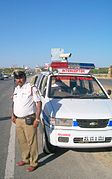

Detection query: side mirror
xmin=107 ymin=89 xmax=111 ymax=96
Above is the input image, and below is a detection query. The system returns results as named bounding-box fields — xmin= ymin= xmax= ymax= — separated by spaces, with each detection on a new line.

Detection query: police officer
xmin=11 ymin=71 xmax=41 ymax=172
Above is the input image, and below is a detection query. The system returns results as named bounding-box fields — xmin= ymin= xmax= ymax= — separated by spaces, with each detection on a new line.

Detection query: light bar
xmin=50 ymin=61 xmax=68 ymax=69
xmin=50 ymin=62 xmax=95 ymax=69
xmin=68 ymin=63 xmax=95 ymax=69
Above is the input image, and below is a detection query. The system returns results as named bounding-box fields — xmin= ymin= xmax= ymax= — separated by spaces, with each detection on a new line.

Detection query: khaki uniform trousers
xmin=16 ymin=118 xmax=38 ymax=167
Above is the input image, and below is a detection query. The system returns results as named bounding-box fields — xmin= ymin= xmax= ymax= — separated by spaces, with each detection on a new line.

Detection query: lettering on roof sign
xmin=58 ymin=68 xmax=90 ymax=74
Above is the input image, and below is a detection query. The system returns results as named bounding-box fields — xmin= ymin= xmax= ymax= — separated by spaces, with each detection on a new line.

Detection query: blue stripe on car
xmin=42 ymin=111 xmax=50 ymax=125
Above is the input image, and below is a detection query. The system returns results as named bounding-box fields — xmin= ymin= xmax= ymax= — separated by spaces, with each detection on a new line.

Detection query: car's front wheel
xmin=42 ymin=127 xmax=57 ymax=154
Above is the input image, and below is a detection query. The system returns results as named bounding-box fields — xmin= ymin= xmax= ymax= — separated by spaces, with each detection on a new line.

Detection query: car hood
xmin=49 ymin=98 xmax=112 ymax=119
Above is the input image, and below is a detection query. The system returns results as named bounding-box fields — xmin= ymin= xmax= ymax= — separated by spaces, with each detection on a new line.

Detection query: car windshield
xmin=48 ymin=75 xmax=108 ymax=99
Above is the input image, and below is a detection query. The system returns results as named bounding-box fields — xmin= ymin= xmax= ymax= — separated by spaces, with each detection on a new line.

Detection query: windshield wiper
xmin=63 ymin=95 xmax=81 ymax=98
xmin=79 ymin=94 xmax=107 ymax=99
xmin=49 ymin=95 xmax=81 ymax=99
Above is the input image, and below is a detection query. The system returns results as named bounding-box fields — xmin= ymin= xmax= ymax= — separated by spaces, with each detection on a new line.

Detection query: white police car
xmin=35 ymin=62 xmax=112 ymax=153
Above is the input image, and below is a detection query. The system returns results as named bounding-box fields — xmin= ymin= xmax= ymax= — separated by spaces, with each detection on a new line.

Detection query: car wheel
xmin=42 ymin=127 xmax=57 ymax=154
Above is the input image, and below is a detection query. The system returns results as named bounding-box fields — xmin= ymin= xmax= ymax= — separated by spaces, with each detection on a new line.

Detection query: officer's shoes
xmin=16 ymin=161 xmax=27 ymax=166
xmin=26 ymin=166 xmax=38 ymax=172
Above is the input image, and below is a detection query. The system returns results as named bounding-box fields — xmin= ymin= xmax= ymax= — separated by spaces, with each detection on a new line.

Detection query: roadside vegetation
xmin=91 ymin=67 xmax=108 ymax=74
xmin=0 ymin=67 xmax=25 ymax=75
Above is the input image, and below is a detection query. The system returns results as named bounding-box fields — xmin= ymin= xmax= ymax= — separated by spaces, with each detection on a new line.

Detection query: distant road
xmin=0 ymin=78 xmax=13 ymax=179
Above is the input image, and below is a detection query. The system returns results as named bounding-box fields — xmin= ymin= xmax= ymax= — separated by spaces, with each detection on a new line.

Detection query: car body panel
xmin=35 ymin=68 xmax=112 ymax=149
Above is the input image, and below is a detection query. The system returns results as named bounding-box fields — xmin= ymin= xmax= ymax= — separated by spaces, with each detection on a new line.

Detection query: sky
xmin=0 ymin=0 xmax=112 ymax=68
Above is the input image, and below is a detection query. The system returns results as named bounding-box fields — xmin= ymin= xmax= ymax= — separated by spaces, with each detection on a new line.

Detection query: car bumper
xmin=47 ymin=127 xmax=112 ymax=148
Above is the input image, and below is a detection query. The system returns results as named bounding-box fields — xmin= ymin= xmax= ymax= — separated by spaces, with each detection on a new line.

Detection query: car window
xmin=48 ymin=75 xmax=108 ymax=99
xmin=35 ymin=74 xmax=44 ymax=89
xmin=40 ymin=76 xmax=48 ymax=96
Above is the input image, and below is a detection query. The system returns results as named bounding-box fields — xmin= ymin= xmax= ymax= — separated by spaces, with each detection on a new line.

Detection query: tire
xmin=42 ymin=127 xmax=57 ymax=154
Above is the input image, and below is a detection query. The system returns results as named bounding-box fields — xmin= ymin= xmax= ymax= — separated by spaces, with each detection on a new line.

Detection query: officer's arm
xmin=35 ymin=101 xmax=42 ymax=122
xmin=33 ymin=101 xmax=42 ymax=128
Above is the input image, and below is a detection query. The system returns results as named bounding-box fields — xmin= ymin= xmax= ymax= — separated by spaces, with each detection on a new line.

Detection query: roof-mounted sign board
xmin=51 ymin=48 xmax=64 ymax=61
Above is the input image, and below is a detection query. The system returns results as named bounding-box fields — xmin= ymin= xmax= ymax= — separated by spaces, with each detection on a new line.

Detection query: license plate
xmin=83 ymin=136 xmax=105 ymax=142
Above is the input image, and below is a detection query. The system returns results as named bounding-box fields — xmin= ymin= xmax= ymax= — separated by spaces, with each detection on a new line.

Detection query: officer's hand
xmin=11 ymin=115 xmax=16 ymax=124
xmin=33 ymin=118 xmax=40 ymax=128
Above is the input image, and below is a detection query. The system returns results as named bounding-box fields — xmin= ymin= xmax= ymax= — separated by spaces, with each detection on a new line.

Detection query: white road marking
xmin=4 ymin=123 xmax=16 ymax=179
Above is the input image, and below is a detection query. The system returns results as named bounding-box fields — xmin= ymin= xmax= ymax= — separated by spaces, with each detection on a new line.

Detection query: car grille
xmin=76 ymin=119 xmax=109 ymax=128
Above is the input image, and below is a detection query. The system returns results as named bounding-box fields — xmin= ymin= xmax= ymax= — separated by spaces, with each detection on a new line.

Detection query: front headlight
xmin=50 ymin=118 xmax=73 ymax=126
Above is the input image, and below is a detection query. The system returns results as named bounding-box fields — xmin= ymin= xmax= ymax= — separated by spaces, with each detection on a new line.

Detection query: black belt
xmin=17 ymin=113 xmax=35 ymax=119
